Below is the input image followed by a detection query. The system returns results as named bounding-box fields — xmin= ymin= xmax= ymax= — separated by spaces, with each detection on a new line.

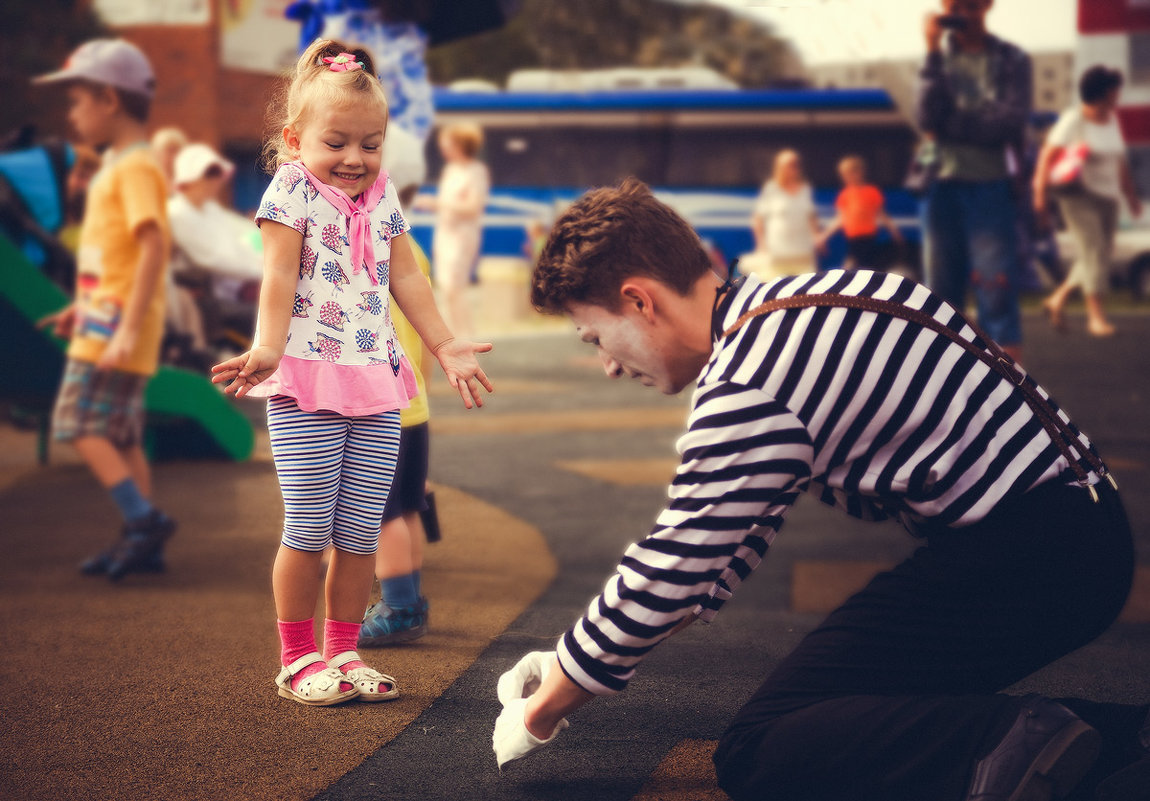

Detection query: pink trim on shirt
xmin=248 ymin=354 xmax=419 ymax=416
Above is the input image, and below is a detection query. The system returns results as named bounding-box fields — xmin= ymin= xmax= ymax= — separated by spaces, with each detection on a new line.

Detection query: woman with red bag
xmin=1033 ymin=66 xmax=1142 ymax=337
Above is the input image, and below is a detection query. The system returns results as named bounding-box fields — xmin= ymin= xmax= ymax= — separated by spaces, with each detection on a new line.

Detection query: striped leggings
xmin=266 ymin=395 xmax=401 ymax=555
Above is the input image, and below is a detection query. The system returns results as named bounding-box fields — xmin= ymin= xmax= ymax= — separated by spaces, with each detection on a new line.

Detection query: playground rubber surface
xmin=3 ymin=307 xmax=1150 ymax=800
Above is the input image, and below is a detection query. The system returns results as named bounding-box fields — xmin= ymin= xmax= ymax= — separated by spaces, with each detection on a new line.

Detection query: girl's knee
xmin=281 ymin=528 xmax=332 ymax=552
xmin=330 ymin=530 xmax=378 ymax=555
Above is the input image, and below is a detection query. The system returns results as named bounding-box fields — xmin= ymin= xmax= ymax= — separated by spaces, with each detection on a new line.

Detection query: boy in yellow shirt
xmin=36 ymin=39 xmax=175 ymax=581
xmin=360 ymin=129 xmax=435 ymax=645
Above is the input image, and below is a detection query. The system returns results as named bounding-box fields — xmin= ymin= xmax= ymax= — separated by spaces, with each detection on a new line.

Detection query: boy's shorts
xmin=52 ymin=358 xmax=148 ymax=449
xmin=382 ymin=422 xmax=430 ymax=523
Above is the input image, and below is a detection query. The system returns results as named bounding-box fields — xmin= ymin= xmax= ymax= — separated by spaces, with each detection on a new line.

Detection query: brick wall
xmin=126 ymin=25 xmax=223 ymax=146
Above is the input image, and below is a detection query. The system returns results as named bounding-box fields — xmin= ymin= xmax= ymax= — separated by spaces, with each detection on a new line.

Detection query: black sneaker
xmin=966 ymin=696 xmax=1101 ymax=801
xmin=105 ymin=511 xmax=177 ymax=582
xmin=79 ymin=544 xmax=166 ymax=575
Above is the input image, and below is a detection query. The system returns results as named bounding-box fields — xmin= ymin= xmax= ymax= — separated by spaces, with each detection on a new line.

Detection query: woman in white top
xmin=748 ymin=149 xmax=821 ymax=279
xmin=426 ymin=122 xmax=490 ymax=337
xmin=1034 ymin=66 xmax=1142 ymax=337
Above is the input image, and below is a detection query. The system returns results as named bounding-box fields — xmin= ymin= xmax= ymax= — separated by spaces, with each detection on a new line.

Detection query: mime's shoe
xmin=966 ymin=695 xmax=1101 ymax=801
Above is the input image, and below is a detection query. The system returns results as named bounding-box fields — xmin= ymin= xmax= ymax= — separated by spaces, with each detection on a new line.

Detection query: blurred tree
xmin=426 ymin=0 xmax=798 ymax=89
xmin=0 ymin=1 xmax=106 ymax=145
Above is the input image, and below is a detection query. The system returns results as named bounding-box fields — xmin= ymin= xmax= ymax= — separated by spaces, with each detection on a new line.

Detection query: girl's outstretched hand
xmin=434 ymin=337 xmax=494 ymax=409
xmin=211 ymin=346 xmax=282 ymax=398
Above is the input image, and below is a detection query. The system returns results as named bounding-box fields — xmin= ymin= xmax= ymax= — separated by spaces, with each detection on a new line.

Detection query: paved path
xmin=2 ymin=306 xmax=1149 ymax=800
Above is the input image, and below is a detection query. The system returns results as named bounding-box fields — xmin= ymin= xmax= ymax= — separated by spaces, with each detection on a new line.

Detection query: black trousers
xmin=713 ymin=480 xmax=1143 ymax=801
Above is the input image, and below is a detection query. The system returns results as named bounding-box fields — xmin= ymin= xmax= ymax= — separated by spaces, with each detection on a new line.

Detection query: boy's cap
xmin=383 ymin=125 xmax=427 ymax=193
xmin=174 ymin=144 xmax=234 ymax=186
xmin=34 ymin=39 xmax=155 ymax=99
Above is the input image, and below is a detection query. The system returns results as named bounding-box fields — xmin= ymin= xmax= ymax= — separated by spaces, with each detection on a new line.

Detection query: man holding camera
xmin=915 ymin=0 xmax=1031 ymax=364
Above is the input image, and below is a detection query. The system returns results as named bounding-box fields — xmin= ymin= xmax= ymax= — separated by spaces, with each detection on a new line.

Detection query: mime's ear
xmin=619 ymin=280 xmax=656 ymax=322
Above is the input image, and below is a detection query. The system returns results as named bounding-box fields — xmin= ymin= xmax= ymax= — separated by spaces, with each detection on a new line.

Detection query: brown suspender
xmin=721 ymin=293 xmax=1117 ymax=502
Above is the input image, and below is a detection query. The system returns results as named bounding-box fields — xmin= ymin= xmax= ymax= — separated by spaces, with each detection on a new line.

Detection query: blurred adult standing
xmin=166 ymin=143 xmax=261 ymax=359
xmin=425 ymin=122 xmax=489 ymax=337
xmin=915 ymin=0 xmax=1031 ymax=363
xmin=1034 ymin=66 xmax=1142 ymax=338
xmin=747 ymin=149 xmax=820 ymax=280
xmin=151 ymin=127 xmax=188 ymax=194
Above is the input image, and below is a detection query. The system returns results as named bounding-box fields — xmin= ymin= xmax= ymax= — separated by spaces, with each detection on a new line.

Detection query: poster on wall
xmin=94 ymin=0 xmax=211 ymax=25
xmin=220 ymin=0 xmax=300 ymax=74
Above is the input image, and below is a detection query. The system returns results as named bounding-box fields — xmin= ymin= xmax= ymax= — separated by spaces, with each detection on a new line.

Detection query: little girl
xmin=212 ymin=39 xmax=493 ymax=706
xmin=424 ymin=122 xmax=490 ymax=336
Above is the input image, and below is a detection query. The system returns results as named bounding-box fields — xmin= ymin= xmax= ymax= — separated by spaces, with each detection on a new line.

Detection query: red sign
xmin=1079 ymin=0 xmax=1150 ymax=33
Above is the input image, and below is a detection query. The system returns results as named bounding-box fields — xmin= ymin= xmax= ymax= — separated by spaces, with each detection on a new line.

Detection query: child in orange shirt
xmin=819 ymin=155 xmax=903 ymax=269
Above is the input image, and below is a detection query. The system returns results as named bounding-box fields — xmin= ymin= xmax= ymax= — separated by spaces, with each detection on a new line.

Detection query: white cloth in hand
xmin=493 ymin=651 xmax=569 ymax=769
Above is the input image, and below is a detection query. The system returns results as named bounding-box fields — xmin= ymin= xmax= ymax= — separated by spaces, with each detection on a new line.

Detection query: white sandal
xmin=275 ymin=652 xmax=359 ymax=706
xmin=329 ymin=650 xmax=399 ymax=702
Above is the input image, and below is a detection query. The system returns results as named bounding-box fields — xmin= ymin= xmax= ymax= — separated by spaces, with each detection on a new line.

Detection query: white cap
xmin=384 ymin=125 xmax=427 ymax=193
xmin=173 ymin=143 xmax=234 ymax=186
xmin=34 ymin=38 xmax=155 ymax=99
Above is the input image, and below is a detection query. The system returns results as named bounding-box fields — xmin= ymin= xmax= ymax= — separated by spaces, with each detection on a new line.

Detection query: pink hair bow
xmin=323 ymin=53 xmax=362 ymax=72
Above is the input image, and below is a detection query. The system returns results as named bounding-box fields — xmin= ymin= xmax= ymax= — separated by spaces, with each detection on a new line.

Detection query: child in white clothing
xmin=212 ymin=39 xmax=493 ymax=706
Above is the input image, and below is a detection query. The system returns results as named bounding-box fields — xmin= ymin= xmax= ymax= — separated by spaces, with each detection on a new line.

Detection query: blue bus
xmin=408 ymin=86 xmax=920 ymax=268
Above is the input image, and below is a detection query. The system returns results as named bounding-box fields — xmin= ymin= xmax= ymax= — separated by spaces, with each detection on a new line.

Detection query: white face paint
xmin=568 ymin=300 xmax=698 ymax=395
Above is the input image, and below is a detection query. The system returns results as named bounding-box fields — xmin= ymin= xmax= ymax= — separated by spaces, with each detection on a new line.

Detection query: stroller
xmin=0 ymin=132 xmax=77 ymax=295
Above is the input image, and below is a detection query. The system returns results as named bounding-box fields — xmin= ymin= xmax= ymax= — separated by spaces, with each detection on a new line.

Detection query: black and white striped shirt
xmin=557 ymin=269 xmax=1103 ymax=696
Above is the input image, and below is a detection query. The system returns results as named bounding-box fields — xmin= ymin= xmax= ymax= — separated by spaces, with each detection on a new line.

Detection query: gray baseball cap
xmin=34 ymin=38 xmax=155 ymax=99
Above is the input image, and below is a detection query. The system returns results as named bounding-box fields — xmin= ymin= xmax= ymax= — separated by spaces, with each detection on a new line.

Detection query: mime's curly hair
xmin=530 ymin=177 xmax=712 ymax=314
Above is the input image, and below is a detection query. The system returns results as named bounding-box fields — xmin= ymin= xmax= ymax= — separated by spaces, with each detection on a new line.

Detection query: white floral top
xmin=247 ymin=162 xmax=419 ymax=416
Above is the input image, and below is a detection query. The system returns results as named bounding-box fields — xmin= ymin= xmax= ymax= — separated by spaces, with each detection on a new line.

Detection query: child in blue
xmin=212 ymin=39 xmax=492 ymax=706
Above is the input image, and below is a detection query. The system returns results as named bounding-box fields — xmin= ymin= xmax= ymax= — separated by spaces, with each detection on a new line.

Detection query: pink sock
xmin=323 ymin=619 xmax=367 ymax=671
xmin=324 ymin=619 xmax=395 ymax=692
xmin=278 ymin=618 xmax=344 ymax=693
xmin=324 ymin=618 xmax=393 ymax=692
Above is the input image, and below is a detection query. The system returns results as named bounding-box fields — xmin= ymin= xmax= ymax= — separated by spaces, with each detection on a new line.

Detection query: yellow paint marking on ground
xmin=1119 ymin=565 xmax=1150 ymax=623
xmin=556 ymin=458 xmax=680 ymax=487
xmin=632 ymin=739 xmax=726 ymax=801
xmin=791 ymin=560 xmax=896 ymax=614
xmin=431 ymin=406 xmax=689 ymax=436
xmin=427 ymin=378 xmax=572 ymax=397
xmin=568 ymin=354 xmax=605 ymax=369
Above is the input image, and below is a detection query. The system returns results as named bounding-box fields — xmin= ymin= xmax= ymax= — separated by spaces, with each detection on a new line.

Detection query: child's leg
xmin=72 ymin=435 xmax=134 ymax=488
xmin=376 ymin=516 xmax=417 ymax=605
xmin=73 ymin=435 xmax=160 ymax=528
xmin=405 ymin=509 xmax=425 ymax=592
xmin=325 ymin=548 xmax=377 ymax=622
xmin=273 ymin=544 xmax=325 ymax=622
xmin=266 ymin=396 xmax=348 ymax=690
xmin=325 ymin=410 xmax=400 ymax=675
xmin=119 ymin=443 xmax=152 ymax=498
xmin=374 ymin=422 xmax=428 ymax=609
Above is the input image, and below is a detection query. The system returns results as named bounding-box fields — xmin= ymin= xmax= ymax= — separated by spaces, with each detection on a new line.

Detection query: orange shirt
xmin=835 ymin=184 xmax=885 ymax=239
xmin=70 ymin=147 xmax=170 ymax=375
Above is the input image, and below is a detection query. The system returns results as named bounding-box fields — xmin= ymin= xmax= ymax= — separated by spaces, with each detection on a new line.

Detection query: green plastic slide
xmin=0 ymin=233 xmax=253 ymax=461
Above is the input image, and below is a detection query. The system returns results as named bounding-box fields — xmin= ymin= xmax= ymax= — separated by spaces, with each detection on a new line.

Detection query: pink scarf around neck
xmin=295 ymin=162 xmax=388 ymax=285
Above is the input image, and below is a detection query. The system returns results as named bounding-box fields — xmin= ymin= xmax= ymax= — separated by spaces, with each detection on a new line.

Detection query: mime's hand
xmin=493 ymin=651 xmax=569 ymax=769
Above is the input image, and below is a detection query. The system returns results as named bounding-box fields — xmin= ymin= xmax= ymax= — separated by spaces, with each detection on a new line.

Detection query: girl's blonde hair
xmin=262 ymin=38 xmax=389 ymax=173
xmin=440 ymin=122 xmax=484 ymax=159
xmin=771 ymin=148 xmax=803 ymax=185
